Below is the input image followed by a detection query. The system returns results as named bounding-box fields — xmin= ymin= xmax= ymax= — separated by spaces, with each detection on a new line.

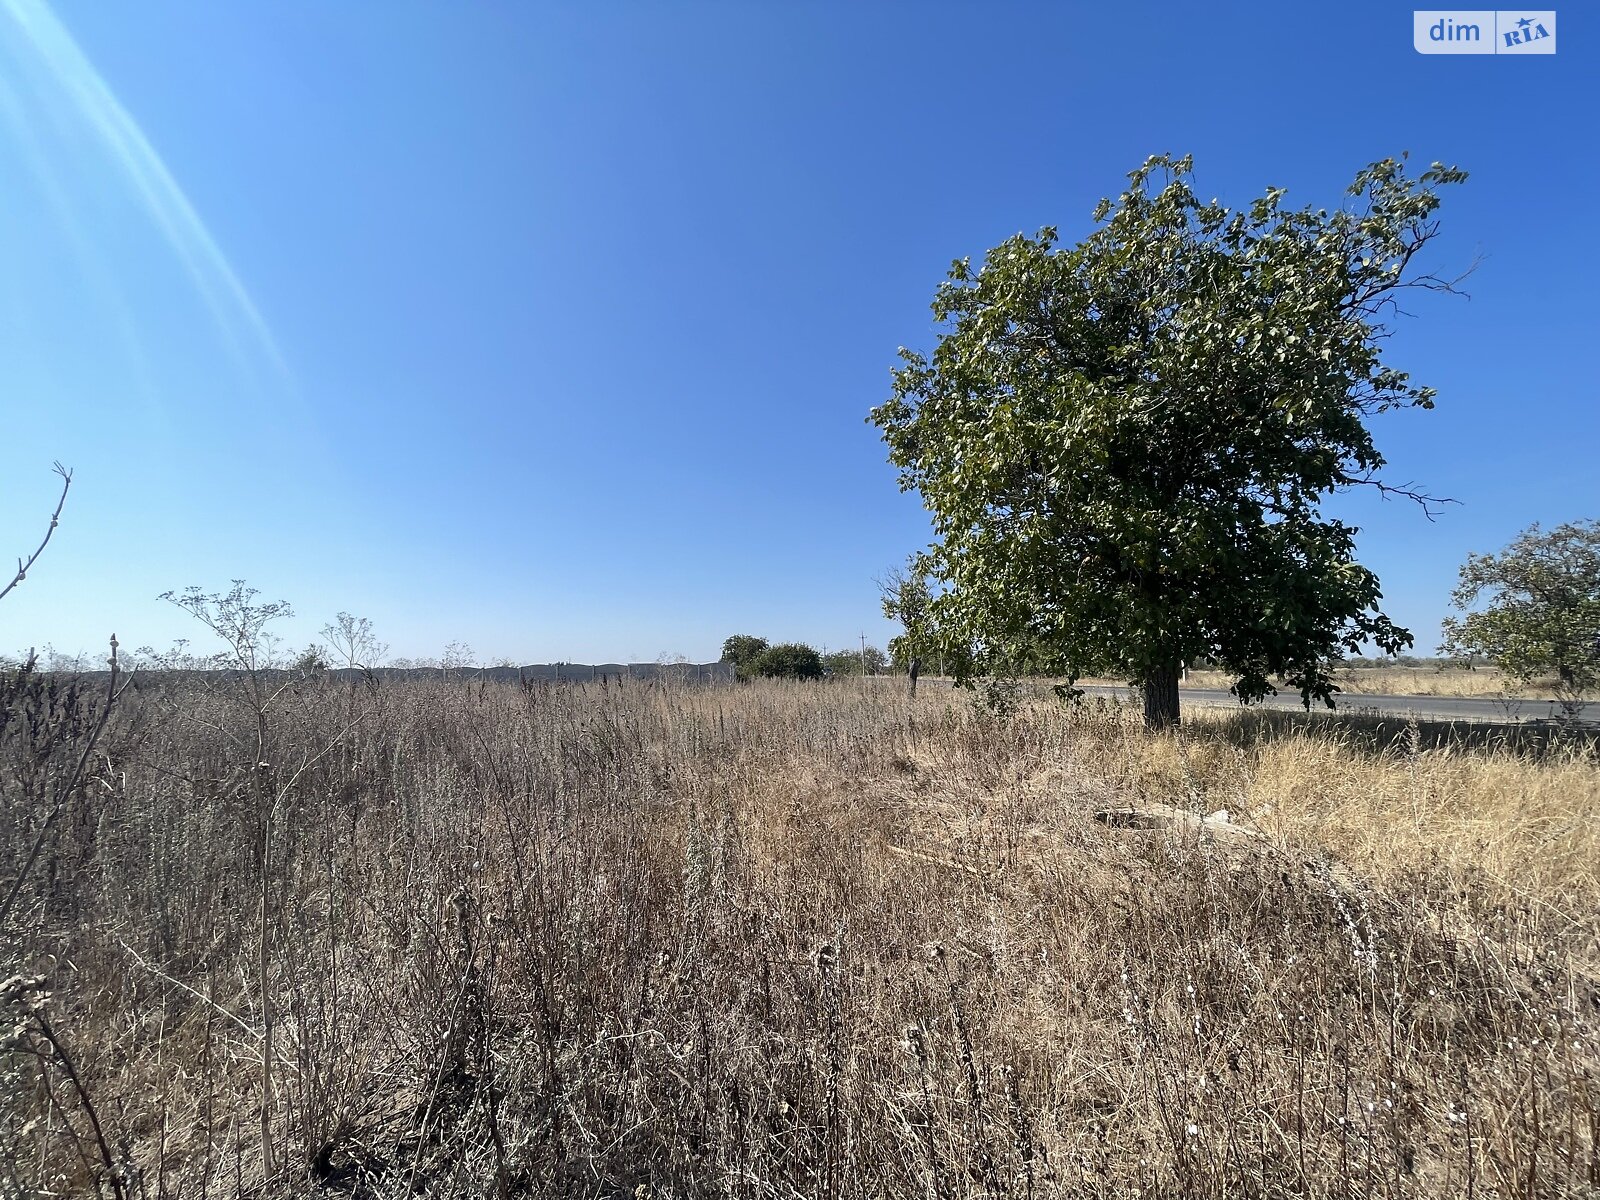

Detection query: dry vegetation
xmin=1165 ymin=667 xmax=1549 ymax=701
xmin=3 ymin=672 xmax=1598 ymax=1198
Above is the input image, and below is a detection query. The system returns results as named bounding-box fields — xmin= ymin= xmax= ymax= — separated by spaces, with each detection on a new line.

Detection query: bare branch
xmin=1335 ymin=471 xmax=1459 ymax=522
xmin=0 ymin=462 xmax=72 ymax=604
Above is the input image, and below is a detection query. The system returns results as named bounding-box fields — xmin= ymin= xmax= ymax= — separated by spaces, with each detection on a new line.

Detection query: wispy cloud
xmin=0 ymin=0 xmax=290 ymax=383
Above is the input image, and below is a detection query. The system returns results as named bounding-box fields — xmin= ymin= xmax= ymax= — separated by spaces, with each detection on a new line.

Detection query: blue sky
xmin=1 ymin=1 xmax=1594 ymax=666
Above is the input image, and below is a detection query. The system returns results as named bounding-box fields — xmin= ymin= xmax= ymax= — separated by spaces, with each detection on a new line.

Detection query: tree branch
xmin=1335 ymin=471 xmax=1458 ymax=521
xmin=0 ymin=462 xmax=71 ymax=605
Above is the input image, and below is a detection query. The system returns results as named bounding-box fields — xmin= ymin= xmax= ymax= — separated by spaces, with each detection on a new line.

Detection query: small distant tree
xmin=721 ymin=634 xmax=770 ymax=681
xmin=39 ymin=645 xmax=90 ymax=673
xmin=821 ymin=650 xmax=854 ymax=677
xmin=294 ymin=644 xmax=329 ymax=675
xmin=1440 ymin=520 xmax=1600 ymax=720
xmin=821 ymin=646 xmax=888 ymax=677
xmin=879 ymin=563 xmax=936 ymax=696
xmin=752 ymin=642 xmax=824 ymax=681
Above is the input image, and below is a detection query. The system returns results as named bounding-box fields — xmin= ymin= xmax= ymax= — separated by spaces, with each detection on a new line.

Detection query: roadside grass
xmin=1067 ymin=702 xmax=1600 ymax=921
xmin=3 ymin=676 xmax=1596 ymax=1197
xmin=1089 ymin=666 xmax=1554 ymax=701
xmin=1328 ymin=667 xmax=1533 ymax=699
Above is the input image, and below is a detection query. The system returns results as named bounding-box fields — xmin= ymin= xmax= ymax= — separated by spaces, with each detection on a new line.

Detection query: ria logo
xmin=1501 ymin=13 xmax=1552 ymax=47
xmin=1413 ymin=10 xmax=1556 ymax=53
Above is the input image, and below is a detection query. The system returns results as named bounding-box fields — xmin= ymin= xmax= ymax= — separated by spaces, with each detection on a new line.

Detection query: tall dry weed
xmin=1 ymin=676 xmax=1594 ymax=1197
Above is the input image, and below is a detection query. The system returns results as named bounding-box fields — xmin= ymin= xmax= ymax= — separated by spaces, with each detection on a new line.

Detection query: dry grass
xmin=1331 ymin=668 xmax=1529 ymax=699
xmin=1063 ymin=702 xmax=1600 ymax=920
xmin=3 ymin=675 xmax=1597 ymax=1198
xmin=1160 ymin=666 xmax=1551 ymax=700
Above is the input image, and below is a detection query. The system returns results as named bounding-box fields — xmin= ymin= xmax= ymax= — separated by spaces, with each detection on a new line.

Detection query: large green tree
xmin=1440 ymin=520 xmax=1600 ymax=720
xmin=752 ymin=642 xmax=824 ymax=681
xmin=871 ymin=154 xmax=1466 ymax=728
xmin=721 ymin=634 xmax=769 ymax=681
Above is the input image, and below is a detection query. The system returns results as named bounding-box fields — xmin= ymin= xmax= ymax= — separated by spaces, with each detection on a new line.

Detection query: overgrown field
xmin=3 ymin=674 xmax=1597 ymax=1198
xmin=1167 ymin=666 xmax=1545 ymax=701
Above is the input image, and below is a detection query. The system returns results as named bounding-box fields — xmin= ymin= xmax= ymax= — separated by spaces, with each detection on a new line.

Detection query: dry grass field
xmin=3 ymin=674 xmax=1597 ymax=1198
xmin=1164 ymin=667 xmax=1546 ymax=700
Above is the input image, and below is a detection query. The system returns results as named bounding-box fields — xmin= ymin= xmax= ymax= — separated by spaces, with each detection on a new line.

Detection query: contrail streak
xmin=0 ymin=0 xmax=291 ymax=383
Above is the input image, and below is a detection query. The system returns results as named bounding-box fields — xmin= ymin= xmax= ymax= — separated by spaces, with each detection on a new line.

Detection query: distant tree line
xmin=720 ymin=636 xmax=888 ymax=682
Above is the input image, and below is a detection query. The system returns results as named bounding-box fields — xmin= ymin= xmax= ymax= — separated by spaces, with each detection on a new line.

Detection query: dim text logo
xmin=1414 ymin=11 xmax=1556 ymax=53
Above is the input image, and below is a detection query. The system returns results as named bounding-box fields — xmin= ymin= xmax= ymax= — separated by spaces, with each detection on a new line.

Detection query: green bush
xmin=721 ymin=635 xmax=769 ymax=682
xmin=752 ymin=643 xmax=823 ymax=681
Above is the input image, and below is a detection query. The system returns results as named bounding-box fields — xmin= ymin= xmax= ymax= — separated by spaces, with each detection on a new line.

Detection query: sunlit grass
xmin=3 ymin=677 xmax=1595 ymax=1197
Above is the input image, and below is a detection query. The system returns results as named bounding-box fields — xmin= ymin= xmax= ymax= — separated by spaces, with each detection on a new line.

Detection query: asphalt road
xmin=1076 ymin=684 xmax=1596 ymax=725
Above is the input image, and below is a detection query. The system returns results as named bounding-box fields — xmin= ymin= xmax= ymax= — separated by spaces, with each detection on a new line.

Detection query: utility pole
xmin=860 ymin=632 xmax=867 ymax=675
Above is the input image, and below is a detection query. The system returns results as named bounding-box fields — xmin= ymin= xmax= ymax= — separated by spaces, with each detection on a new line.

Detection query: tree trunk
xmin=908 ymin=656 xmax=921 ymax=699
xmin=1142 ymin=662 xmax=1181 ymax=730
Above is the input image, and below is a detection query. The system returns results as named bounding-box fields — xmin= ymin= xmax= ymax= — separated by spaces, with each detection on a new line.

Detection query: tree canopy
xmin=721 ymin=635 xmax=826 ymax=681
xmin=822 ymin=646 xmax=888 ymax=677
xmin=751 ymin=642 xmax=823 ymax=681
xmin=871 ymin=153 xmax=1466 ymax=727
xmin=721 ymin=635 xmax=769 ymax=681
xmin=1440 ymin=520 xmax=1600 ymax=719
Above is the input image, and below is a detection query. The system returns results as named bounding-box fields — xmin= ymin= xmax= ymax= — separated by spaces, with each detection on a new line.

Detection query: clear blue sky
xmin=1 ymin=1 xmax=1594 ymax=665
